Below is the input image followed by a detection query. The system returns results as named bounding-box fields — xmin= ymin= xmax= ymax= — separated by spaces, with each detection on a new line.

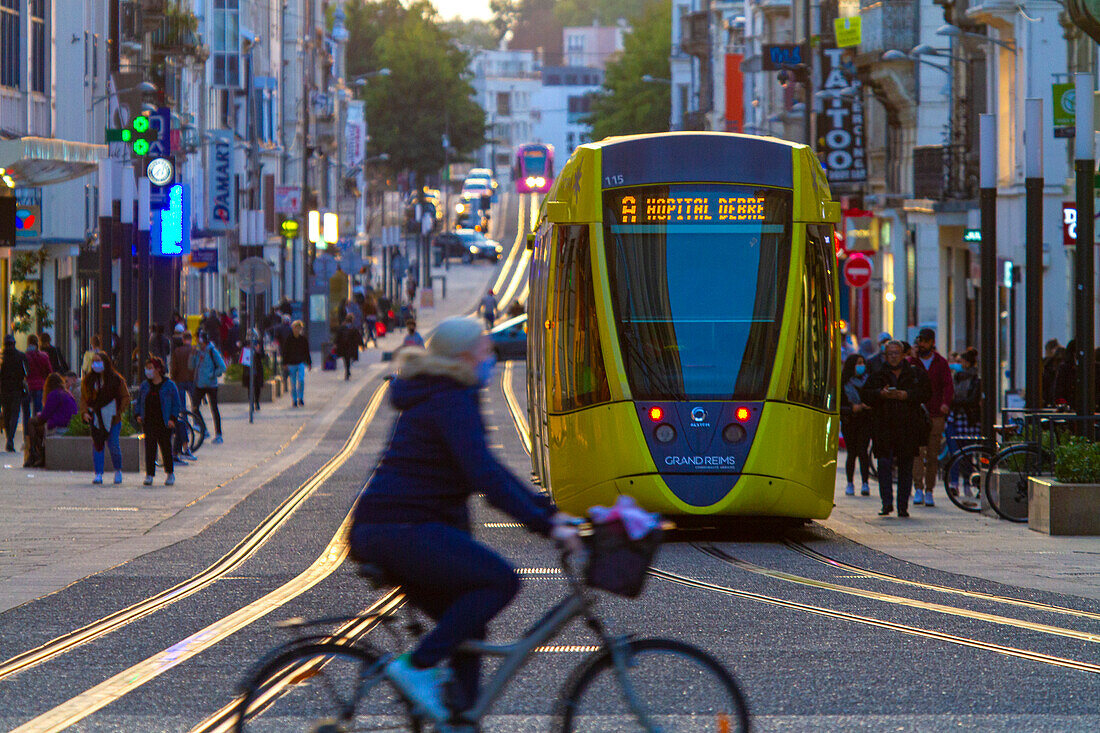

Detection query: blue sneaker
xmin=913 ymin=489 xmax=925 ymax=506
xmin=844 ymin=483 xmax=855 ymax=496
xmin=860 ymin=483 xmax=871 ymax=496
xmin=924 ymin=492 xmax=935 ymax=507
xmin=213 ymin=434 xmax=223 ymax=444
xmin=384 ymin=654 xmax=451 ymax=723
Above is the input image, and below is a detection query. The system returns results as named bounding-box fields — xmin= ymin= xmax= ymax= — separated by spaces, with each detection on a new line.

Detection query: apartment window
xmin=30 ymin=0 xmax=45 ymax=93
xmin=567 ymin=94 xmax=591 ymax=123
xmin=496 ymin=91 xmax=511 ymax=116
xmin=212 ymin=0 xmax=241 ymax=87
xmin=0 ymin=0 xmax=18 ymax=89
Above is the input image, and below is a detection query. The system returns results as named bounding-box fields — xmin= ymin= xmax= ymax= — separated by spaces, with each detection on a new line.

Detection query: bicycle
xmin=983 ymin=417 xmax=1058 ymax=523
xmin=233 ymin=523 xmax=750 ymax=732
xmin=938 ymin=429 xmax=990 ymax=513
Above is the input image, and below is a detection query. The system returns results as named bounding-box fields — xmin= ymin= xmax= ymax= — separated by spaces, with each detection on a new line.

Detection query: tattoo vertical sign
xmin=818 ymin=47 xmax=867 ymax=185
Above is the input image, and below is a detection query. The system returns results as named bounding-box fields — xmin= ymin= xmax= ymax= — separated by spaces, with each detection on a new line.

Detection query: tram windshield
xmin=523 ymin=149 xmax=548 ymax=175
xmin=602 ymin=183 xmax=792 ymax=401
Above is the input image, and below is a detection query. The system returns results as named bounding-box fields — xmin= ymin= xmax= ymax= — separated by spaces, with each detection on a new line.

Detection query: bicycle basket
xmin=583 ymin=519 xmax=662 ymax=598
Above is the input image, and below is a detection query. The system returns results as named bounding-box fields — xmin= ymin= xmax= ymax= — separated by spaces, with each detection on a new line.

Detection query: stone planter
xmin=44 ymin=434 xmax=145 ymax=472
xmin=1028 ymin=478 xmax=1100 ymax=535
xmin=218 ymin=381 xmax=275 ymax=403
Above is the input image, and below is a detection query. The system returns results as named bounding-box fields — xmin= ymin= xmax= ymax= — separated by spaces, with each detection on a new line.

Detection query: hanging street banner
xmin=817 ymin=46 xmax=867 ymax=185
xmin=344 ymin=100 xmax=366 ymax=171
xmin=834 ymin=17 xmax=862 ymax=48
xmin=206 ymin=130 xmax=236 ymax=231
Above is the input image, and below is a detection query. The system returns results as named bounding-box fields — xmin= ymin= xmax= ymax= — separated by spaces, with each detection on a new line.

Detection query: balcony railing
xmin=680 ymin=11 xmax=710 ymax=57
xmin=912 ymin=143 xmax=980 ymax=202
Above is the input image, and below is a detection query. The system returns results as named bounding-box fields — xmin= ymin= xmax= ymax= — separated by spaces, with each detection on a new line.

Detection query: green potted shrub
xmin=1028 ymin=436 xmax=1100 ymax=535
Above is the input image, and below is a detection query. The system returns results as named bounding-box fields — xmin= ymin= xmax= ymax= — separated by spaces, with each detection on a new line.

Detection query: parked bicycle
xmin=233 ymin=522 xmax=750 ymax=732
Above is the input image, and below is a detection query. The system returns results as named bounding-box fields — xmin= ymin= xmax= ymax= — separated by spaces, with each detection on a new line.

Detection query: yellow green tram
xmin=526 ymin=132 xmax=841 ymax=521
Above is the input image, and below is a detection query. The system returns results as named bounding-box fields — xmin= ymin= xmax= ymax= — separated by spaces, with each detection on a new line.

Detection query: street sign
xmin=147 ymin=107 xmax=172 ymax=157
xmin=238 ymin=256 xmax=273 ymax=294
xmin=314 ymin=253 xmax=339 ymax=280
xmin=275 ymin=185 xmax=302 ymax=214
xmin=843 ymin=253 xmax=873 ymax=288
xmin=963 ymin=228 xmax=981 ymax=243
xmin=15 ymin=203 xmax=40 ymax=239
xmin=151 ymin=183 xmax=191 ymax=256
xmin=761 ymin=44 xmax=805 ymax=70
xmin=1053 ymin=83 xmax=1075 ymax=127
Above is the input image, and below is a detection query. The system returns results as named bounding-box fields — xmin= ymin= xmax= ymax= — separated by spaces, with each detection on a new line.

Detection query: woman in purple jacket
xmin=349 ymin=317 xmax=581 ymax=724
xmin=24 ymin=373 xmax=77 ymax=467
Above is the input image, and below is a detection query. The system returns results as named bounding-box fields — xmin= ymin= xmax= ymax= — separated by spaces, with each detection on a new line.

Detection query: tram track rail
xmin=496 ymin=359 xmax=1100 ymax=678
xmin=0 ymin=381 xmax=388 ymax=685
xmin=5 ymin=196 xmax=530 ymax=731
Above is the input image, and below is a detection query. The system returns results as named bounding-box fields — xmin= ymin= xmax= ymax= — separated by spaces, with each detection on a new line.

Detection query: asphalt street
xmin=0 ymin=194 xmax=1098 ymax=731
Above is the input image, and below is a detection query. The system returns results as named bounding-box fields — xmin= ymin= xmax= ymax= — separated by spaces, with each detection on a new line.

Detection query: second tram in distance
xmin=514 ymin=143 xmax=554 ymax=193
xmin=526 ymin=132 xmax=840 ymax=521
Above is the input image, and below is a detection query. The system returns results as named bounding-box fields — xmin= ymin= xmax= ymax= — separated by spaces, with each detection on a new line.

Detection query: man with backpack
xmin=191 ymin=331 xmax=227 ymax=444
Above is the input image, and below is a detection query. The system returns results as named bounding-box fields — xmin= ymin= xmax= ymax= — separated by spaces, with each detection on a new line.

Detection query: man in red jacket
xmin=910 ymin=328 xmax=954 ymax=507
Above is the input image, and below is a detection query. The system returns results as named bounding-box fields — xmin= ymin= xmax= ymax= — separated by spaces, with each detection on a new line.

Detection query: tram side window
xmin=550 ymin=225 xmax=611 ymax=412
xmin=787 ymin=226 xmax=837 ymax=410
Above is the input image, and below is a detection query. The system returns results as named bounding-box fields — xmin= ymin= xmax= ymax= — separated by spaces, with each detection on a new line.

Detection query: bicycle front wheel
xmin=233 ymin=643 xmax=418 ymax=733
xmin=942 ymin=445 xmax=991 ymax=513
xmin=555 ymin=638 xmax=749 ymax=732
xmin=985 ymin=445 xmax=1054 ymax=523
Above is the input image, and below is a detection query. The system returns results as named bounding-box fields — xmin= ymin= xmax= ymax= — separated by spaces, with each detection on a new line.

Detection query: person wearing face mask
xmin=81 ymin=351 xmax=130 ymax=484
xmin=840 ymin=354 xmax=873 ymax=497
xmin=349 ymin=317 xmax=581 ymax=724
xmin=134 ymin=357 xmax=182 ymax=486
xmin=947 ymin=348 xmax=981 ymax=439
xmin=861 ymin=340 xmax=931 ymax=517
xmin=907 ymin=328 xmax=954 ymax=507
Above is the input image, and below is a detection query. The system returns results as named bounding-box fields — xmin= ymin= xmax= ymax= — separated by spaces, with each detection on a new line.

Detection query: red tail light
xmin=648 ymin=406 xmax=664 ymax=422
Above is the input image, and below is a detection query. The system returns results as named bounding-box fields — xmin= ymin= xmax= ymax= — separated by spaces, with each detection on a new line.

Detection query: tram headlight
xmin=534 ymin=177 xmax=546 ymax=187
xmin=654 ymin=424 xmax=677 ymax=444
xmin=722 ymin=423 xmax=747 ymax=444
xmin=525 ymin=176 xmax=537 ymax=187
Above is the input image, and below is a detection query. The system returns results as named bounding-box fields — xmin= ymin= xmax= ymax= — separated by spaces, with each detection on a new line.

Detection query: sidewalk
xmin=821 ymin=452 xmax=1100 ymax=602
xmin=0 ymin=252 xmax=507 ymax=614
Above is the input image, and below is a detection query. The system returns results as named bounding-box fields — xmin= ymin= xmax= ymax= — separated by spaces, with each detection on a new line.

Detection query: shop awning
xmin=0 ymin=137 xmax=106 ymax=187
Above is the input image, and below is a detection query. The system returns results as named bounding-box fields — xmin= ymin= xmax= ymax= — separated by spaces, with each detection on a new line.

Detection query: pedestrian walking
xmin=149 ymin=324 xmax=172 ymax=363
xmin=909 ymin=328 xmax=953 ymax=507
xmin=478 ymin=289 xmax=498 ymax=330
xmin=0 ymin=335 xmax=27 ymax=452
xmin=336 ymin=314 xmax=364 ymax=381
xmin=1053 ymin=340 xmax=1077 ymax=407
xmin=402 ymin=319 xmax=425 ymax=349
xmin=81 ymin=351 xmax=130 ymax=485
xmin=866 ymin=331 xmax=891 ymax=374
xmin=947 ymin=348 xmax=981 ymax=439
xmin=241 ymin=337 xmax=267 ymax=411
xmin=24 ymin=334 xmax=52 ymax=415
xmin=39 ymin=332 xmax=68 ymax=374
xmin=281 ymin=320 xmax=312 ymax=408
xmin=134 ymin=356 xmax=181 ymax=486
xmin=840 ymin=354 xmax=873 ymax=497
xmin=80 ymin=335 xmax=102 ymax=377
xmin=170 ymin=331 xmax=197 ymax=461
xmin=24 ymin=372 xmax=77 ymax=468
xmin=862 ymin=340 xmax=931 ymax=517
xmin=192 ymin=331 xmax=226 ymax=443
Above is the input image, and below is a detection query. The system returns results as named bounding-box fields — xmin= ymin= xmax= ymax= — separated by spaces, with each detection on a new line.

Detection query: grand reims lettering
xmin=618 ymin=194 xmax=766 ymax=224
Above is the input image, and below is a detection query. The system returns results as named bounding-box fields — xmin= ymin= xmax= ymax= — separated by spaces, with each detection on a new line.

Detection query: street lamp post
xmin=979 ymin=114 xmax=998 ymax=452
xmin=1024 ymin=99 xmax=1044 ymax=409
xmin=1074 ymin=73 xmax=1095 ymax=422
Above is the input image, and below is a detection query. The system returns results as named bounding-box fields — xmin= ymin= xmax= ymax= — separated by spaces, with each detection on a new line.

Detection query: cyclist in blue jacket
xmin=349 ymin=317 xmax=580 ymax=724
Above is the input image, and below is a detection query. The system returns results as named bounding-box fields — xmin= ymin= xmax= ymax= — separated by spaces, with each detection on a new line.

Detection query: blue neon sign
xmin=152 ymin=183 xmax=191 ymax=256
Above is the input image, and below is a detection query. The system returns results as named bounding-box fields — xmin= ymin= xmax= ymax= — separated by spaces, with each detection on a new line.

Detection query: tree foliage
xmin=343 ymin=1 xmax=485 ymax=177
xmin=439 ymin=18 xmax=498 ymax=50
xmin=586 ymin=1 xmax=671 ymax=140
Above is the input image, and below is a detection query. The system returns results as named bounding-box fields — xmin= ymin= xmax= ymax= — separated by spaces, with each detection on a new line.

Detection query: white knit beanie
xmin=427 ymin=317 xmax=484 ymax=358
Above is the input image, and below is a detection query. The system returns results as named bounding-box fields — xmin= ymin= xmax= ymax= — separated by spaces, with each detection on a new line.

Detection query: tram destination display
xmin=611 ymin=191 xmax=772 ymax=225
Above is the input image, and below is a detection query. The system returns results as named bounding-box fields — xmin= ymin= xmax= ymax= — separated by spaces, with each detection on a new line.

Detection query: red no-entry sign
xmin=843 ymin=253 xmax=873 ymax=288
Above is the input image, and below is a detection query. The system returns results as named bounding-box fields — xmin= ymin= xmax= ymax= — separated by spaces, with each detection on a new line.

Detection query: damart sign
xmin=817 ymin=47 xmax=866 ymax=185
xmin=206 ymin=130 xmax=236 ymax=231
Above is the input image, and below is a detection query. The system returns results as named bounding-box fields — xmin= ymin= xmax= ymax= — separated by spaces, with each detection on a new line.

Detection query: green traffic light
xmin=133 ymin=139 xmax=150 ymax=155
xmin=122 ymin=130 xmax=132 ymax=141
xmin=132 ymin=116 xmax=150 ymax=133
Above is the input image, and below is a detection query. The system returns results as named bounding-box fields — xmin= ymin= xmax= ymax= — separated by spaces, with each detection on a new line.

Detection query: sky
xmin=433 ymin=0 xmax=493 ymax=20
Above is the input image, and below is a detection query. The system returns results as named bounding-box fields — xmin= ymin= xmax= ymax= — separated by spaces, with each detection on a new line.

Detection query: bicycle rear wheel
xmin=188 ymin=410 xmax=207 ymax=452
xmin=985 ymin=445 xmax=1054 ymax=523
xmin=554 ymin=637 xmax=749 ymax=732
xmin=233 ymin=643 xmax=418 ymax=733
xmin=942 ymin=445 xmax=991 ymax=513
